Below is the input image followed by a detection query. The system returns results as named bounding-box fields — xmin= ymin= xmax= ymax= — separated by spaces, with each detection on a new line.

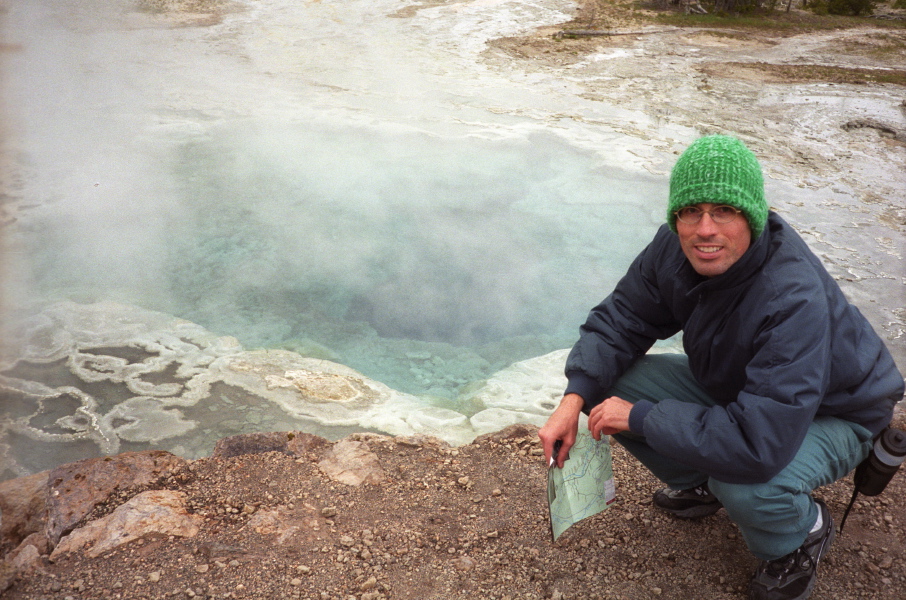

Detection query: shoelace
xmin=762 ymin=548 xmax=813 ymax=578
xmin=668 ymin=485 xmax=710 ymax=498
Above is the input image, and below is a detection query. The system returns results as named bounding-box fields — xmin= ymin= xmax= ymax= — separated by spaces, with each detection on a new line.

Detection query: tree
xmin=826 ymin=0 xmax=875 ymax=14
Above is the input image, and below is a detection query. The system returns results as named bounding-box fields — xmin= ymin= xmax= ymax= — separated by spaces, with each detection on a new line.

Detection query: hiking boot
xmin=748 ymin=499 xmax=835 ymax=600
xmin=652 ymin=482 xmax=722 ymax=519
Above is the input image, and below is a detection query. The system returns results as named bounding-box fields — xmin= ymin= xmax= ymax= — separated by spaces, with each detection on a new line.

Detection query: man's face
xmin=676 ymin=203 xmax=752 ymax=277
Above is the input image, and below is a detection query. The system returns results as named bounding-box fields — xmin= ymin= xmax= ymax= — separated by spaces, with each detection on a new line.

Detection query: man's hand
xmin=538 ymin=393 xmax=583 ymax=468
xmin=587 ymin=396 xmax=633 ymax=440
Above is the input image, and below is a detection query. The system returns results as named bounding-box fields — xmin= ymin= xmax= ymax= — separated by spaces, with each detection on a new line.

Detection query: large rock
xmin=0 ymin=471 xmax=48 ymax=554
xmin=318 ymin=439 xmax=387 ymax=486
xmin=45 ymin=450 xmax=186 ymax=545
xmin=49 ymin=490 xmax=202 ymax=560
xmin=246 ymin=506 xmax=321 ymax=545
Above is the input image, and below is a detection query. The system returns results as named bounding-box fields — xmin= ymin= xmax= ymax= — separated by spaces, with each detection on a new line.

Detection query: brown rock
xmin=474 ymin=423 xmax=539 ymax=443
xmin=15 ymin=533 xmax=50 ymax=557
xmin=49 ymin=490 xmax=202 ymax=560
xmin=452 ymin=555 xmax=476 ymax=571
xmin=0 ymin=471 xmax=49 ymax=554
xmin=245 ymin=507 xmax=319 ymax=544
xmin=318 ymin=439 xmax=387 ymax=486
xmin=8 ymin=544 xmax=40 ymax=575
xmin=246 ymin=508 xmax=287 ymax=535
xmin=44 ymin=451 xmax=186 ymax=545
xmin=0 ymin=560 xmax=15 ymax=595
xmin=392 ymin=434 xmax=451 ymax=449
xmin=0 ymin=531 xmax=53 ymax=590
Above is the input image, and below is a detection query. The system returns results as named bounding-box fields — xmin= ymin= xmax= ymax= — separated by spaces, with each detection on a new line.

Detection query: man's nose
xmin=695 ymin=211 xmax=720 ymax=235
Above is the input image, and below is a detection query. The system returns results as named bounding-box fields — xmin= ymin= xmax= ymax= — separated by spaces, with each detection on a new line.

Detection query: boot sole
xmin=658 ymin=501 xmax=723 ymax=520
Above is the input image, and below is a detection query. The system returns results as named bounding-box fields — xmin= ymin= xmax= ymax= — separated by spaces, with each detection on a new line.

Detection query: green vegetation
xmin=839 ymin=31 xmax=906 ymax=56
xmin=812 ymin=0 xmax=877 ymax=15
xmin=654 ymin=10 xmax=899 ymax=29
xmin=723 ymin=61 xmax=906 ymax=85
xmin=639 ymin=0 xmax=906 ymax=28
xmin=572 ymin=0 xmax=904 ymax=33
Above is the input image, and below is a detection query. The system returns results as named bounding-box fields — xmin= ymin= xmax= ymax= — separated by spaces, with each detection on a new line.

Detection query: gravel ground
xmin=5 ymin=410 xmax=906 ymax=600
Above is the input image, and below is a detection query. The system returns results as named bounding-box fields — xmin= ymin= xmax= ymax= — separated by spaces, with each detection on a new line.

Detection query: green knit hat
xmin=667 ymin=135 xmax=768 ymax=239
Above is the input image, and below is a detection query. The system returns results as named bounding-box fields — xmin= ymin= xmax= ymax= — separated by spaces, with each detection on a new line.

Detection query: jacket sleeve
xmin=639 ymin=270 xmax=834 ymax=484
xmin=564 ymin=228 xmax=683 ymax=412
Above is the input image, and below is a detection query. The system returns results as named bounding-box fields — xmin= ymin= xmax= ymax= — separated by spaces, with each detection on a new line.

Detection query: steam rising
xmin=1 ymin=0 xmax=670 ymax=478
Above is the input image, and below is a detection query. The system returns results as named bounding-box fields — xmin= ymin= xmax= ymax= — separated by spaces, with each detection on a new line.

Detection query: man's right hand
xmin=538 ymin=393 xmax=583 ymax=468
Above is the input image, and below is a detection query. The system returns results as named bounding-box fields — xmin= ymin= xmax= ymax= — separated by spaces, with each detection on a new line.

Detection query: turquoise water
xmin=0 ymin=0 xmax=672 ymax=478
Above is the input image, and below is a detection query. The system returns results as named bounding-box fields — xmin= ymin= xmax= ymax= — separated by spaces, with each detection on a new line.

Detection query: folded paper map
xmin=547 ymin=430 xmax=616 ymax=541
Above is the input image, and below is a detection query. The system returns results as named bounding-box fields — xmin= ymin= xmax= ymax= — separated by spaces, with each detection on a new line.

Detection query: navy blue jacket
xmin=565 ymin=212 xmax=904 ymax=484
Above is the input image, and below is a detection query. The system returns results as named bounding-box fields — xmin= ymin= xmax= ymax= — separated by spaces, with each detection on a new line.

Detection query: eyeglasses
xmin=674 ymin=205 xmax=742 ymax=225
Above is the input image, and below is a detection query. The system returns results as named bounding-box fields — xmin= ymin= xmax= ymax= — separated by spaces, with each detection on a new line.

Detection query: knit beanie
xmin=667 ymin=135 xmax=768 ymax=239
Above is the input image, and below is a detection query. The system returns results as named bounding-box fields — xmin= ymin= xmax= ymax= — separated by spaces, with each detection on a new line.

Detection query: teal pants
xmin=608 ymin=353 xmax=873 ymax=561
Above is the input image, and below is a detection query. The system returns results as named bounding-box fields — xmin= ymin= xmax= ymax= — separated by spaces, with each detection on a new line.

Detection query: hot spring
xmin=1 ymin=0 xmax=901 ymax=481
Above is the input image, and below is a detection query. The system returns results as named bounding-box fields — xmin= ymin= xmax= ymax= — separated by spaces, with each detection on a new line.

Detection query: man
xmin=538 ymin=135 xmax=904 ymax=600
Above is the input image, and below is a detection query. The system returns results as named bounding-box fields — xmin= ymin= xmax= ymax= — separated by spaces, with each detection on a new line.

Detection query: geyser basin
xmin=11 ymin=119 xmax=666 ymax=391
xmin=2 ymin=0 xmax=902 ymax=481
xmin=1 ymin=0 xmax=675 ymax=479
xmin=0 ymin=120 xmax=667 ymax=480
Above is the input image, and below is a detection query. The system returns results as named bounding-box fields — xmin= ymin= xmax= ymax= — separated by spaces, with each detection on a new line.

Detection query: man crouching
xmin=539 ymin=135 xmax=904 ymax=600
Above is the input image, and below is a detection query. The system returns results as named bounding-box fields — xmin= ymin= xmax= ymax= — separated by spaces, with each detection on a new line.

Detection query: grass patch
xmin=838 ymin=31 xmax=906 ymax=57
xmin=572 ymin=0 xmax=905 ymax=34
xmin=655 ymin=11 xmax=899 ymax=30
xmin=635 ymin=1 xmax=906 ymax=32
xmin=714 ymin=61 xmax=906 ymax=84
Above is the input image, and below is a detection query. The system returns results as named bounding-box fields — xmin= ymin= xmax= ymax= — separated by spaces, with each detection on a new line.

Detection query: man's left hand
xmin=587 ymin=396 xmax=633 ymax=439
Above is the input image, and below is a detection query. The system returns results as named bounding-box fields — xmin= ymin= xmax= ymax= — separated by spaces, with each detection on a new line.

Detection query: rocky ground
xmin=1 ymin=411 xmax=905 ymax=600
xmin=2 ymin=2 xmax=905 ymax=600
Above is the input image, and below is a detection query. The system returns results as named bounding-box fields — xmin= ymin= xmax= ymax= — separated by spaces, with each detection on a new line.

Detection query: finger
xmin=556 ymin=442 xmax=573 ymax=468
xmin=541 ymin=438 xmax=555 ymax=463
xmin=587 ymin=413 xmax=601 ymax=440
xmin=541 ymin=435 xmax=562 ymax=464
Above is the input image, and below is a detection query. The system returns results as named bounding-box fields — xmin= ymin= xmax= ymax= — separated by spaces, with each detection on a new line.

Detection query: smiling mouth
xmin=696 ymin=245 xmax=723 ymax=254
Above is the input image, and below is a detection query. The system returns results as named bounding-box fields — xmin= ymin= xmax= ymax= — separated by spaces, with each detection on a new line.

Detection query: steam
xmin=151 ymin=122 xmax=663 ymax=353
xmin=2 ymin=0 xmax=664 ymax=405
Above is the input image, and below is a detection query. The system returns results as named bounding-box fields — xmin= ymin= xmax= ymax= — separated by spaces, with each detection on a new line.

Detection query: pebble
xmin=360 ymin=576 xmax=378 ymax=591
xmin=453 ymin=556 xmax=477 ymax=571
